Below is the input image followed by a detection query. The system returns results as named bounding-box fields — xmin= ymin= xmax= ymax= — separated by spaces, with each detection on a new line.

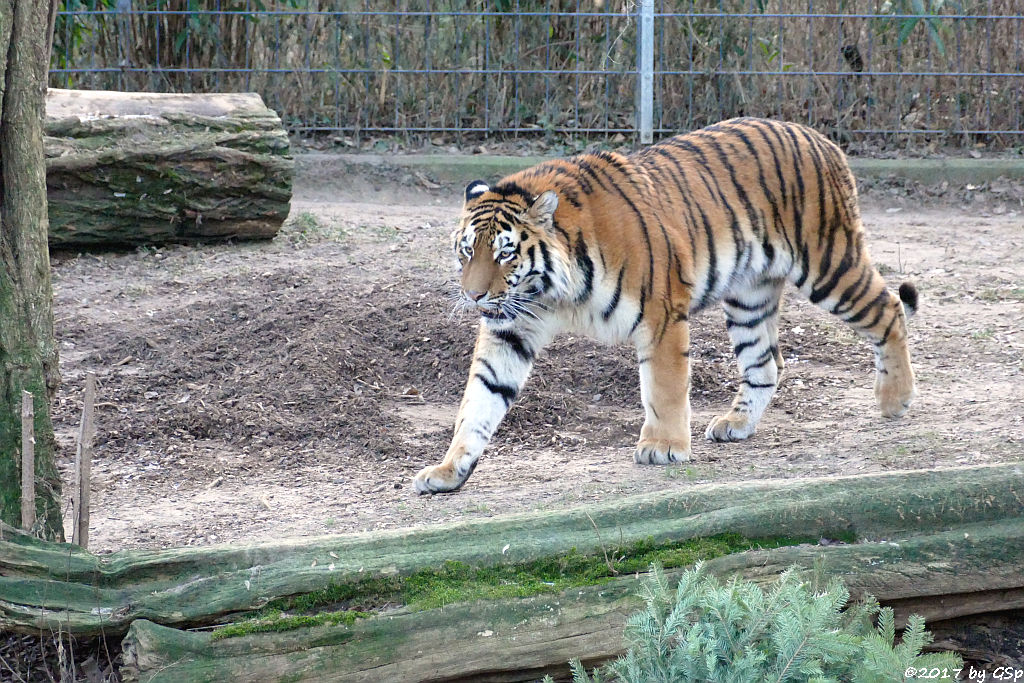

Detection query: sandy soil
xmin=49 ymin=158 xmax=1024 ymax=554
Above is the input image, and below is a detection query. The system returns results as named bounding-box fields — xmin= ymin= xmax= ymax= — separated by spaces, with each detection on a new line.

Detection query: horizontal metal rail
xmin=50 ymin=3 xmax=1024 ymax=146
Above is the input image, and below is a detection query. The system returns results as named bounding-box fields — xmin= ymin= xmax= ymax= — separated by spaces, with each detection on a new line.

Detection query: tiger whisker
xmin=502 ymin=301 xmax=537 ymax=321
xmin=447 ymin=294 xmax=480 ymax=321
xmin=505 ymin=295 xmax=547 ymax=319
xmin=511 ymin=295 xmax=550 ymax=312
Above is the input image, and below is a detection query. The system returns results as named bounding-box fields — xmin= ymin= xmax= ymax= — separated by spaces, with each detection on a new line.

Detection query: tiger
xmin=412 ymin=117 xmax=917 ymax=494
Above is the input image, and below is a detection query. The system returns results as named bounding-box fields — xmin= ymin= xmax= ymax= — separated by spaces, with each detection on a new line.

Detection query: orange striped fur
xmin=413 ymin=117 xmax=917 ymax=494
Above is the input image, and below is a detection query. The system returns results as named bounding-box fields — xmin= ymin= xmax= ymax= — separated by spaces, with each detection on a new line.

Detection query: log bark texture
xmin=1 ymin=463 xmax=1022 ymax=639
xmin=44 ymin=89 xmax=293 ymax=246
xmin=0 ymin=0 xmax=64 ymax=540
xmin=118 ymin=518 xmax=1024 ymax=683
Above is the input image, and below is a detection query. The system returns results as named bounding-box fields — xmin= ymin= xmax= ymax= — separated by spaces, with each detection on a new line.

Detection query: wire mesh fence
xmin=50 ymin=1 xmax=1024 ymax=149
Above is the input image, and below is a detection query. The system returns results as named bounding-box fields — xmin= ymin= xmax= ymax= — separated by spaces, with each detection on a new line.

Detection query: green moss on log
xmin=210 ymin=610 xmax=371 ymax=641
xmin=212 ymin=531 xmax=847 ymax=640
xmin=396 ymin=532 xmax=847 ymax=611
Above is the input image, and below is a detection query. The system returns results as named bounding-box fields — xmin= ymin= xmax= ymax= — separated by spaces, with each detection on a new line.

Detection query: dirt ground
xmin=49 ymin=158 xmax=1024 ymax=555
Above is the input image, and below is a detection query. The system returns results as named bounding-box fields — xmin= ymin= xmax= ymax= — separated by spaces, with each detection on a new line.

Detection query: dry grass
xmin=51 ymin=0 xmax=1024 ymax=146
xmin=0 ymin=632 xmax=119 ymax=683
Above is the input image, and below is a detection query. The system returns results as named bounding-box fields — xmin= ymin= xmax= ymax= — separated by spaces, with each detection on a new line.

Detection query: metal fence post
xmin=638 ymin=0 xmax=654 ymax=144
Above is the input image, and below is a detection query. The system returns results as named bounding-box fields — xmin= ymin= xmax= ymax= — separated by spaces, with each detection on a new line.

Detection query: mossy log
xmin=44 ymin=89 xmax=293 ymax=247
xmin=118 ymin=518 xmax=1024 ymax=683
xmin=1 ymin=463 xmax=1022 ymax=641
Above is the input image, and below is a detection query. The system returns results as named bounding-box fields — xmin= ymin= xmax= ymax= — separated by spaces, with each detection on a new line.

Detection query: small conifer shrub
xmin=553 ymin=563 xmax=961 ymax=683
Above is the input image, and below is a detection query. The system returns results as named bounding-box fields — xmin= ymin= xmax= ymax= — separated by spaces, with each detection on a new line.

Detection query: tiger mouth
xmin=480 ymin=308 xmax=515 ymax=322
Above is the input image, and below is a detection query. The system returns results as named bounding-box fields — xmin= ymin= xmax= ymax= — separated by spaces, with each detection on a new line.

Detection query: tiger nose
xmin=466 ymin=290 xmax=487 ymax=301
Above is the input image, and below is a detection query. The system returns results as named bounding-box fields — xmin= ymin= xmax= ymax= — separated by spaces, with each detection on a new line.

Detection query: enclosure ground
xmin=50 ymin=157 xmax=1024 ymax=554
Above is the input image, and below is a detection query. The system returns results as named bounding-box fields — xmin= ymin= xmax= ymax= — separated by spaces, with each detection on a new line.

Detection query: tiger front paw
xmin=634 ymin=438 xmax=691 ymax=465
xmin=875 ymin=375 xmax=916 ymax=418
xmin=704 ymin=412 xmax=756 ymax=442
xmin=412 ymin=461 xmax=475 ymax=495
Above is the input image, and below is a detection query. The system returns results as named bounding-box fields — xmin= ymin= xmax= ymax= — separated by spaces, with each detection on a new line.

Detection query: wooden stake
xmin=20 ymin=391 xmax=35 ymax=532
xmin=73 ymin=373 xmax=96 ymax=548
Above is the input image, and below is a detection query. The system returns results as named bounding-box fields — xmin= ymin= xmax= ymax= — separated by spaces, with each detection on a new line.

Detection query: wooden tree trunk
xmin=118 ymin=518 xmax=1024 ymax=683
xmin=44 ymin=89 xmax=293 ymax=247
xmin=1 ymin=464 xmax=1022 ymax=639
xmin=1 ymin=463 xmax=1021 ymax=679
xmin=0 ymin=0 xmax=63 ymax=540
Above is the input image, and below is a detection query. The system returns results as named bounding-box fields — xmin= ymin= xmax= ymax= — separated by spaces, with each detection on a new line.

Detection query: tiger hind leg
xmin=800 ymin=255 xmax=917 ymax=418
xmin=874 ymin=282 xmax=918 ymax=417
xmin=706 ymin=278 xmax=785 ymax=442
xmin=833 ymin=271 xmax=917 ymax=418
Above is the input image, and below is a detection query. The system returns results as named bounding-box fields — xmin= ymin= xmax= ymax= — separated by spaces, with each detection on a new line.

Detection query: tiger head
xmin=451 ymin=179 xmax=571 ymax=323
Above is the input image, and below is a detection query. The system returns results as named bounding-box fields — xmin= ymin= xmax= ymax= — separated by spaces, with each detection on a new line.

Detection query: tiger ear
xmin=528 ymin=190 xmax=559 ymax=221
xmin=464 ymin=180 xmax=490 ymax=203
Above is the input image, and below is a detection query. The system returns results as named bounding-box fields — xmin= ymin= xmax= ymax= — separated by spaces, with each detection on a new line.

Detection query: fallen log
xmin=118 ymin=518 xmax=1024 ymax=683
xmin=44 ymin=89 xmax=293 ymax=247
xmin=1 ymin=463 xmax=1021 ymax=638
